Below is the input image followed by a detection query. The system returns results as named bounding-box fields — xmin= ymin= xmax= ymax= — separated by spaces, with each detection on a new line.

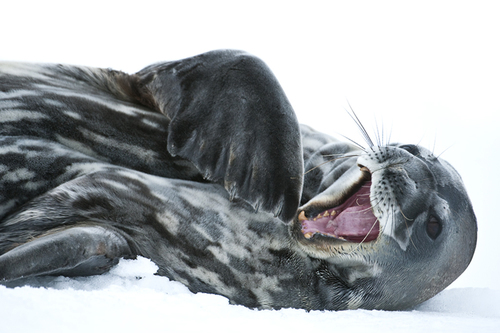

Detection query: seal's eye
xmin=426 ymin=216 xmax=442 ymax=240
xmin=399 ymin=144 xmax=420 ymax=156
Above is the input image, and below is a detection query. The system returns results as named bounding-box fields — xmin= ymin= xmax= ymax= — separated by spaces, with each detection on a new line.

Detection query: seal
xmin=0 ymin=50 xmax=477 ymax=310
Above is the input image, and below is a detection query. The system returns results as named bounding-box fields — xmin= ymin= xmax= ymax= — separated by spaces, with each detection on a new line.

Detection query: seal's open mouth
xmin=299 ymin=181 xmax=379 ymax=243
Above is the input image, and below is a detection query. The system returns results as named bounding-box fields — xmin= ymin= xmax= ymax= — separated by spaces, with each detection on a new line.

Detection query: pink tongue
xmin=333 ymin=206 xmax=379 ymax=242
xmin=301 ymin=182 xmax=379 ymax=242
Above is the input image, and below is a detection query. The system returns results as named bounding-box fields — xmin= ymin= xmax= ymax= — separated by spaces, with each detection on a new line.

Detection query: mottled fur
xmin=0 ymin=50 xmax=477 ymax=310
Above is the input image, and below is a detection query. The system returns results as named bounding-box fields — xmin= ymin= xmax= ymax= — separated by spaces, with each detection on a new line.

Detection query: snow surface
xmin=1 ymin=257 xmax=499 ymax=333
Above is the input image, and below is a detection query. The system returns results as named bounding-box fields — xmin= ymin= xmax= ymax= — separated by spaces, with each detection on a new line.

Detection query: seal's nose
xmin=398 ymin=144 xmax=420 ymax=156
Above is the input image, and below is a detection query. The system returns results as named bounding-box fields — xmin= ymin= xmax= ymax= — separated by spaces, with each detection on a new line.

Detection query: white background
xmin=1 ymin=1 xmax=499 ymax=331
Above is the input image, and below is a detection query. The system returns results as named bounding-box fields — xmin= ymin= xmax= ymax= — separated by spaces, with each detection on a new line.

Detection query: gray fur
xmin=0 ymin=50 xmax=477 ymax=310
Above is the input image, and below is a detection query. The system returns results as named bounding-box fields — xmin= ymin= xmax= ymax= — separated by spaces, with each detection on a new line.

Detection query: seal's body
xmin=0 ymin=50 xmax=477 ymax=310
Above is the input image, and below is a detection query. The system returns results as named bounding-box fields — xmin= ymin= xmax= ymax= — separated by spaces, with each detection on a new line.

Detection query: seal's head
xmin=291 ymin=139 xmax=477 ymax=310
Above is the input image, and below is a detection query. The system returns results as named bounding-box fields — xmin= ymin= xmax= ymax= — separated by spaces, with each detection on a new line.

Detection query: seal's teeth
xmin=331 ymin=210 xmax=336 ymax=216
xmin=323 ymin=211 xmax=330 ymax=217
xmin=304 ymin=232 xmax=314 ymax=239
xmin=316 ymin=213 xmax=322 ymax=219
xmin=298 ymin=211 xmax=307 ymax=222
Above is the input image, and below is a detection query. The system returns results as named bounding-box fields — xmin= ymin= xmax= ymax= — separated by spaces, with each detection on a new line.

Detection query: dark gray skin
xmin=0 ymin=50 xmax=477 ymax=310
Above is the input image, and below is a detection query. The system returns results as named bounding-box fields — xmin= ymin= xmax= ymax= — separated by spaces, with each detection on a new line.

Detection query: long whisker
xmin=345 ymin=101 xmax=375 ymax=149
xmin=336 ymin=191 xmax=386 ymax=255
xmin=304 ymin=155 xmax=361 ymax=175
xmin=416 ymin=131 xmax=426 ymax=148
xmin=372 ymin=193 xmax=391 ymax=243
xmin=374 ymin=116 xmax=383 ymax=148
xmin=398 ymin=205 xmax=417 ymax=250
xmin=432 ymin=135 xmax=436 ymax=155
xmin=321 ymin=153 xmax=362 ymax=158
xmin=413 ymin=176 xmax=435 ymax=185
xmin=338 ymin=133 xmax=367 ymax=151
xmin=346 ymin=216 xmax=380 ymax=255
xmin=397 ymin=204 xmax=414 ymax=222
xmin=436 ymin=143 xmax=454 ymax=159
xmin=386 ymin=122 xmax=393 ymax=146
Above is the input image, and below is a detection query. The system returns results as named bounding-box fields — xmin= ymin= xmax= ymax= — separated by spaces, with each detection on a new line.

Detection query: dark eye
xmin=426 ymin=216 xmax=442 ymax=240
xmin=399 ymin=144 xmax=420 ymax=156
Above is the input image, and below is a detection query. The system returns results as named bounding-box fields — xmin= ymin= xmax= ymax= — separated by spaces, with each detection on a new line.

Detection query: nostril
xmin=357 ymin=164 xmax=372 ymax=180
xmin=399 ymin=144 xmax=420 ymax=156
xmin=358 ymin=164 xmax=370 ymax=173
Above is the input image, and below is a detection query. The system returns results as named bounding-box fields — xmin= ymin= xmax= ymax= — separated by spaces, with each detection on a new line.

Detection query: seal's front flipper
xmin=0 ymin=225 xmax=133 ymax=282
xmin=130 ymin=50 xmax=304 ymax=222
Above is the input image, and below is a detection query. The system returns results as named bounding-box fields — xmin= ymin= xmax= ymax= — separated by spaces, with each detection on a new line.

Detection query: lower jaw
xmin=291 ymin=227 xmax=377 ymax=259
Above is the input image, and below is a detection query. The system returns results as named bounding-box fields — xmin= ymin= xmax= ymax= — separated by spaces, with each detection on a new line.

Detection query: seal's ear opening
xmin=129 ymin=50 xmax=304 ymax=222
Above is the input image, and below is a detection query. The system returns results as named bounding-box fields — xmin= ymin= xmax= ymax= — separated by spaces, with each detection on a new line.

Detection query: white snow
xmin=1 ymin=257 xmax=498 ymax=333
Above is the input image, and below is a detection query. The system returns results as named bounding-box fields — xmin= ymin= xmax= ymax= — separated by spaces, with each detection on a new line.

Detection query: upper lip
xmin=299 ymin=164 xmax=372 ymax=218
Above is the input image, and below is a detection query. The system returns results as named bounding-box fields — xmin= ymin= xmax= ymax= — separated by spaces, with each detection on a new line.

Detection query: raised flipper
xmin=128 ymin=50 xmax=304 ymax=222
xmin=0 ymin=225 xmax=133 ymax=282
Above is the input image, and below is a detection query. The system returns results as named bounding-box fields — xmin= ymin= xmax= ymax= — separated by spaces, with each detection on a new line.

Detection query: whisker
xmin=391 ymin=207 xmax=397 ymax=246
xmin=346 ymin=216 xmax=380 ymax=255
xmin=370 ymin=199 xmax=386 ymax=221
xmin=372 ymin=193 xmax=392 ymax=243
xmin=321 ymin=153 xmax=362 ymax=158
xmin=397 ymin=205 xmax=414 ymax=222
xmin=304 ymin=155 xmax=361 ymax=174
xmin=385 ymin=123 xmax=394 ymax=146
xmin=338 ymin=193 xmax=386 ymax=255
xmin=432 ymin=132 xmax=437 ymax=156
xmin=413 ymin=176 xmax=435 ymax=185
xmin=374 ymin=115 xmax=383 ymax=148
xmin=338 ymin=133 xmax=367 ymax=151
xmin=345 ymin=101 xmax=375 ymax=149
xmin=436 ymin=143 xmax=455 ymax=159
xmin=398 ymin=205 xmax=417 ymax=250
xmin=416 ymin=131 xmax=426 ymax=148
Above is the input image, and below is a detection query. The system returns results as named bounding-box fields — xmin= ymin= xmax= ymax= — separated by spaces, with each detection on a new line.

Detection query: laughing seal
xmin=0 ymin=50 xmax=477 ymax=310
